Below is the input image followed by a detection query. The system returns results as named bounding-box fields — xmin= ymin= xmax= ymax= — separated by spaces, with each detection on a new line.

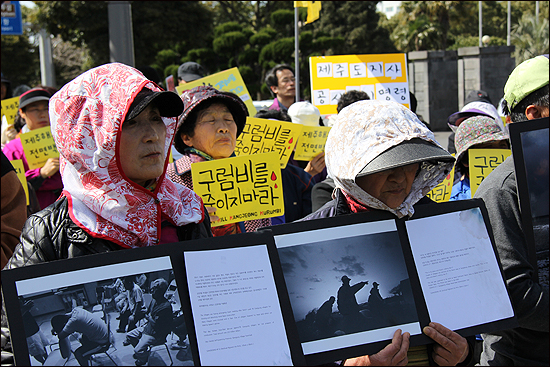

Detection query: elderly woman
xmin=3 ymin=88 xmax=63 ymax=210
xmin=167 ymin=85 xmax=272 ymax=236
xmin=450 ymin=116 xmax=509 ymax=201
xmin=302 ymin=100 xmax=473 ymax=366
xmin=1 ymin=63 xmax=212 ymax=363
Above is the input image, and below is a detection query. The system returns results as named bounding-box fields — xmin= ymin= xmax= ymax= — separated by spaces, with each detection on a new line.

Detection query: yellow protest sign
xmin=426 ymin=166 xmax=456 ymax=203
xmin=20 ymin=126 xmax=59 ymax=170
xmin=176 ymin=67 xmax=257 ymax=117
xmin=234 ymin=117 xmax=302 ymax=169
xmin=191 ymin=152 xmax=284 ymax=227
xmin=310 ymin=53 xmax=409 ymax=115
xmin=1 ymin=96 xmax=20 ymax=126
xmin=10 ymin=159 xmax=29 ymax=205
xmin=293 ymin=125 xmax=331 ymax=161
xmin=469 ymin=148 xmax=511 ymax=197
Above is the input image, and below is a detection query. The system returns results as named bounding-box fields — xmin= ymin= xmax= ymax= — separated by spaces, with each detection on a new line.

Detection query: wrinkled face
xmin=20 ymin=100 xmax=50 ymax=130
xmin=119 ymin=103 xmax=166 ymax=187
xmin=271 ymin=68 xmax=296 ymax=99
xmin=355 ymin=163 xmax=419 ymax=209
xmin=182 ymin=103 xmax=237 ymax=159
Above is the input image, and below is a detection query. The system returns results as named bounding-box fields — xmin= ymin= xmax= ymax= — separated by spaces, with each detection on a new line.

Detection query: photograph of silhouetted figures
xmin=278 ymin=230 xmax=419 ymax=344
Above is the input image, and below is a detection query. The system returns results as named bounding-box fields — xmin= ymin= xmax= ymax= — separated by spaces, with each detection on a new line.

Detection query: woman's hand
xmin=423 ymin=322 xmax=469 ymax=366
xmin=206 ymin=206 xmax=219 ymax=222
xmin=40 ymin=157 xmax=60 ymax=178
xmin=344 ymin=329 xmax=410 ymax=366
xmin=305 ymin=151 xmax=325 ymax=177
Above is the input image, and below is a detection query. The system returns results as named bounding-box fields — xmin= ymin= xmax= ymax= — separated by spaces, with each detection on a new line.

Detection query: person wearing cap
xmin=300 ymin=100 xmax=472 ymax=366
xmin=446 ymin=90 xmax=502 ymax=155
xmin=50 ymin=307 xmax=109 ymax=366
xmin=178 ymin=61 xmax=206 ymax=84
xmin=474 ymin=55 xmax=549 ymax=365
xmin=167 ymin=85 xmax=272 ymax=235
xmin=1 ymin=63 xmax=212 ymax=363
xmin=449 ymin=116 xmax=509 ymax=201
xmin=337 ymin=275 xmax=368 ymax=320
xmin=265 ymin=64 xmax=296 ymax=113
xmin=287 ymin=101 xmax=327 ymax=184
xmin=2 ymin=88 xmax=64 ymax=210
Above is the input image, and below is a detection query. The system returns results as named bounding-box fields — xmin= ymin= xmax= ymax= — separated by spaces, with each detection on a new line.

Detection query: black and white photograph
xmin=273 ymin=218 xmax=420 ymax=357
xmin=7 ymin=257 xmax=193 ymax=366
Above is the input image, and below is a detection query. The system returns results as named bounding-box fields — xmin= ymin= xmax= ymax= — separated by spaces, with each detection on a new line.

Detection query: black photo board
xmin=1 ymin=231 xmax=305 ymax=366
xmin=262 ymin=199 xmax=517 ymax=365
xmin=508 ymin=117 xmax=549 ymax=283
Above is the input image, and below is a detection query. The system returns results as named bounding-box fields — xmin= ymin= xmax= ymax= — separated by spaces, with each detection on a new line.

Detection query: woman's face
xmin=355 ymin=163 xmax=419 ymax=209
xmin=119 ymin=103 xmax=166 ymax=187
xmin=182 ymin=102 xmax=237 ymax=159
xmin=20 ymin=100 xmax=50 ymax=130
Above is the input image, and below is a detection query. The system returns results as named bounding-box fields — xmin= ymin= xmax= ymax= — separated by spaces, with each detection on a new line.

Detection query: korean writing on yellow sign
xmin=1 ymin=96 xmax=20 ymax=126
xmin=426 ymin=166 xmax=455 ymax=203
xmin=176 ymin=67 xmax=257 ymax=117
xmin=20 ymin=126 xmax=59 ymax=170
xmin=469 ymin=148 xmax=511 ymax=197
xmin=310 ymin=53 xmax=409 ymax=115
xmin=10 ymin=159 xmax=29 ymax=205
xmin=234 ymin=117 xmax=302 ymax=169
xmin=191 ymin=152 xmax=284 ymax=227
xmin=293 ymin=125 xmax=331 ymax=161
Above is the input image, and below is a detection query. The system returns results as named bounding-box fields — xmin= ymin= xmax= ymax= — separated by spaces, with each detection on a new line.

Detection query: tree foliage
xmin=511 ymin=13 xmax=549 ymax=65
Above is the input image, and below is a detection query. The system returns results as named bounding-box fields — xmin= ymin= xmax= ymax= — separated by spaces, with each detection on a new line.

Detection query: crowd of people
xmin=1 ymin=52 xmax=548 ymax=367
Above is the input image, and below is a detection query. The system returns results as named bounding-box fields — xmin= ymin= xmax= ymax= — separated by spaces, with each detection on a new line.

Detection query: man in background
xmin=265 ymin=64 xmax=296 ymax=113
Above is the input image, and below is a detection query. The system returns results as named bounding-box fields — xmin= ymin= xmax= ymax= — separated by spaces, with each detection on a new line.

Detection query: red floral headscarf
xmin=49 ymin=63 xmax=204 ymax=248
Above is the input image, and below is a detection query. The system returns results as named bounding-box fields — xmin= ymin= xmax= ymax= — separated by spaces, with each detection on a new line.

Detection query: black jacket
xmin=4 ymin=196 xmax=212 ymax=269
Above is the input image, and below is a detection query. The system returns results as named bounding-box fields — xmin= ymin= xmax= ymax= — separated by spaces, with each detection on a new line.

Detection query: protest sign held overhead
xmin=293 ymin=125 xmax=331 ymax=161
xmin=1 ymin=96 xmax=19 ymax=126
xmin=176 ymin=67 xmax=257 ymax=117
xmin=310 ymin=53 xmax=409 ymax=115
xmin=20 ymin=126 xmax=59 ymax=169
xmin=469 ymin=148 xmax=511 ymax=197
xmin=235 ymin=117 xmax=302 ymax=169
xmin=191 ymin=152 xmax=284 ymax=227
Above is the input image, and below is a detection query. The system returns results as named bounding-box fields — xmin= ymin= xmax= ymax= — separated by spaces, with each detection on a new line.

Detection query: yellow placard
xmin=20 ymin=126 xmax=59 ymax=170
xmin=10 ymin=159 xmax=29 ymax=205
xmin=426 ymin=165 xmax=455 ymax=203
xmin=310 ymin=53 xmax=409 ymax=115
xmin=469 ymin=148 xmax=511 ymax=197
xmin=234 ymin=117 xmax=302 ymax=169
xmin=191 ymin=152 xmax=284 ymax=227
xmin=176 ymin=67 xmax=257 ymax=117
xmin=1 ymin=96 xmax=20 ymax=126
xmin=293 ymin=125 xmax=331 ymax=161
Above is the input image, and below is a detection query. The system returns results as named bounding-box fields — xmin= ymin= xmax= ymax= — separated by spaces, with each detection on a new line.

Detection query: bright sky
xmin=20 ymin=1 xmax=36 ymax=8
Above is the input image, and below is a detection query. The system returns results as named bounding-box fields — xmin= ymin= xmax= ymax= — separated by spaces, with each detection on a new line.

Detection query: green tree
xmin=511 ymin=13 xmax=549 ymax=65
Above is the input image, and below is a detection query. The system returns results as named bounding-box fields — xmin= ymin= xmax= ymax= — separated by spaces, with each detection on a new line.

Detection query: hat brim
xmin=179 ymin=73 xmax=204 ymax=83
xmin=447 ymin=109 xmax=493 ymax=126
xmin=19 ymin=96 xmax=50 ymax=110
xmin=126 ymin=91 xmax=183 ymax=121
xmin=357 ymin=138 xmax=454 ymax=177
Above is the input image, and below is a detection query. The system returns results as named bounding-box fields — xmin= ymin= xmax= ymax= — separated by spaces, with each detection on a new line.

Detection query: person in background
xmin=178 ymin=61 xmax=206 ymax=85
xmin=1 ymin=63 xmax=212 ymax=364
xmin=2 ymin=88 xmax=63 ymax=210
xmin=301 ymin=99 xmax=473 ymax=366
xmin=254 ymin=108 xmax=314 ymax=223
xmin=1 ymin=151 xmax=27 ymax=269
xmin=447 ymin=90 xmax=501 ymax=155
xmin=21 ymin=299 xmax=50 ymax=365
xmin=311 ymin=90 xmax=370 ymax=212
xmin=167 ymin=85 xmax=272 ymax=234
xmin=449 ymin=116 xmax=509 ymax=201
xmin=265 ymin=64 xmax=296 ymax=113
xmin=287 ymin=101 xmax=327 ymax=184
xmin=474 ymin=54 xmax=549 ymax=366
xmin=117 ymin=276 xmax=146 ymax=333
